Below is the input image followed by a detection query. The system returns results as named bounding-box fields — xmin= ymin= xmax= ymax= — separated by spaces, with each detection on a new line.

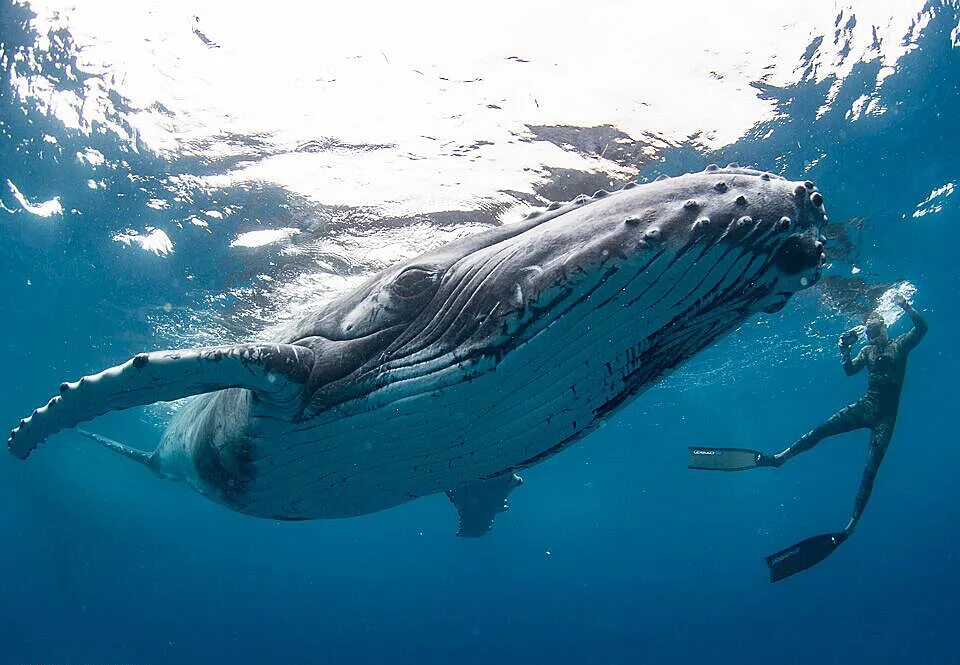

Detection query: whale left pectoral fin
xmin=8 ymin=343 xmax=315 ymax=460
xmin=446 ymin=472 xmax=523 ymax=537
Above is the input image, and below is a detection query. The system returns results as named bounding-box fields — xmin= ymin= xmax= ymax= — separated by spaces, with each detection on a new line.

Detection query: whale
xmin=8 ymin=165 xmax=827 ymax=536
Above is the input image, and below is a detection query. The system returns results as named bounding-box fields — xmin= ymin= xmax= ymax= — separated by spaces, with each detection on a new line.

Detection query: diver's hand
xmin=839 ymin=329 xmax=859 ymax=349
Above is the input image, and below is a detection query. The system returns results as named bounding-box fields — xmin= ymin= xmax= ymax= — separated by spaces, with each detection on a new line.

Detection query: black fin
xmin=766 ymin=532 xmax=847 ymax=582
xmin=688 ymin=447 xmax=770 ymax=471
xmin=446 ymin=472 xmax=523 ymax=537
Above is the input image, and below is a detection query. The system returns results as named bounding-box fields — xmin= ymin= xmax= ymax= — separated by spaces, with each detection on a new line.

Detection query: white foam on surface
xmin=112 ymin=227 xmax=175 ymax=256
xmin=6 ymin=179 xmax=63 ymax=217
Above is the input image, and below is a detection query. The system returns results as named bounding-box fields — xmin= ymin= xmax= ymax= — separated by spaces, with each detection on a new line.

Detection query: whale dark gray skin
xmin=8 ymin=165 xmax=827 ymax=536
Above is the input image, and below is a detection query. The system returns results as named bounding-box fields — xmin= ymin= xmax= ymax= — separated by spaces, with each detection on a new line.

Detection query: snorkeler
xmin=688 ymin=294 xmax=927 ymax=581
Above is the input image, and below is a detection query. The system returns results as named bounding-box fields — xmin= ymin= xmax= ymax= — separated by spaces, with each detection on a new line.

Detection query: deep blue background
xmin=1 ymin=2 xmax=958 ymax=664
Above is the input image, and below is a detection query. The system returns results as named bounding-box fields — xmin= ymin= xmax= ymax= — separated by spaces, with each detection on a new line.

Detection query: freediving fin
xmin=688 ymin=447 xmax=770 ymax=471
xmin=446 ymin=472 xmax=523 ymax=537
xmin=765 ymin=532 xmax=847 ymax=583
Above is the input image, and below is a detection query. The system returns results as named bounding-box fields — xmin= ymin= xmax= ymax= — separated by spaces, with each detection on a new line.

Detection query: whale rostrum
xmin=9 ymin=166 xmax=828 ymax=535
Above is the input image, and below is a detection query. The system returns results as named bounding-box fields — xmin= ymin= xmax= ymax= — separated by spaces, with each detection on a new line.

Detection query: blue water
xmin=2 ymin=2 xmax=959 ymax=664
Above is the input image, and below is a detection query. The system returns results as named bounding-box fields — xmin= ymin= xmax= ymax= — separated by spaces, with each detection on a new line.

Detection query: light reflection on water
xmin=1 ymin=0 xmax=938 ymax=378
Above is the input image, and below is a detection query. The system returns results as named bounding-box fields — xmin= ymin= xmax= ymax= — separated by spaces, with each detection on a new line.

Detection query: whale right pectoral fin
xmin=8 ymin=344 xmax=315 ymax=460
xmin=446 ymin=472 xmax=524 ymax=537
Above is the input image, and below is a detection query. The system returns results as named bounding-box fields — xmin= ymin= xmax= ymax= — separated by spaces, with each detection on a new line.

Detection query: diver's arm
xmin=842 ymin=347 xmax=867 ymax=375
xmin=839 ymin=331 xmax=866 ymax=375
xmin=896 ymin=296 xmax=928 ymax=351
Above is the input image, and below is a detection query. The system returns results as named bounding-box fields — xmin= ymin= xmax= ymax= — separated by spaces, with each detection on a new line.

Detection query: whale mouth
xmin=761 ymin=229 xmax=826 ymax=314
xmin=763 ymin=298 xmax=790 ymax=314
xmin=774 ymin=233 xmax=825 ymax=277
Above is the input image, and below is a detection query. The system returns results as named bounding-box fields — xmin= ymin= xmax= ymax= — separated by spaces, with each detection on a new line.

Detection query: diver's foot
xmin=757 ymin=453 xmax=783 ymax=468
xmin=840 ymin=517 xmax=857 ymax=540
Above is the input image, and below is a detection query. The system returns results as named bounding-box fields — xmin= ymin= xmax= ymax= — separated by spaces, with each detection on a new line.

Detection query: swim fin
xmin=687 ymin=447 xmax=771 ymax=471
xmin=765 ymin=532 xmax=848 ymax=583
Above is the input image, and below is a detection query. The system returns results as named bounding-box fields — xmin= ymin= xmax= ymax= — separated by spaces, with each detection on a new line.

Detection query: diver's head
xmin=864 ymin=313 xmax=888 ymax=345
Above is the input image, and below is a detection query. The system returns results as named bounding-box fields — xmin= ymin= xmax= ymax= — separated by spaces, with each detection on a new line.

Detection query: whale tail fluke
xmin=76 ymin=428 xmax=159 ymax=472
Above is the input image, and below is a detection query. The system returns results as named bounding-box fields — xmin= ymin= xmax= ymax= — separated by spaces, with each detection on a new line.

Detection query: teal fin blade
xmin=446 ymin=472 xmax=523 ymax=537
xmin=766 ymin=532 xmax=846 ymax=582
xmin=688 ymin=447 xmax=766 ymax=471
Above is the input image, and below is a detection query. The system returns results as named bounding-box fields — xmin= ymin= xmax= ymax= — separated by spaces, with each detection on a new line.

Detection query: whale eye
xmin=391 ymin=266 xmax=439 ymax=299
xmin=340 ymin=265 xmax=443 ymax=337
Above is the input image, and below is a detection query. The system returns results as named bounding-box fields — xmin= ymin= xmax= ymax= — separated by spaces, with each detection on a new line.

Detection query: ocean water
xmin=1 ymin=1 xmax=958 ymax=663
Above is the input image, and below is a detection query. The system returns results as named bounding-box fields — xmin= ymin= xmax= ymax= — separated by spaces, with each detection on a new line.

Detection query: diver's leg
xmin=842 ymin=421 xmax=894 ymax=536
xmin=769 ymin=400 xmax=871 ymax=467
xmin=762 ymin=416 xmax=893 ymax=581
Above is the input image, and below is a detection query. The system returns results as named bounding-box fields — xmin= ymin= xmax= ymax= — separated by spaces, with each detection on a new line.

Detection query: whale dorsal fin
xmin=446 ymin=472 xmax=523 ymax=537
xmin=8 ymin=343 xmax=315 ymax=459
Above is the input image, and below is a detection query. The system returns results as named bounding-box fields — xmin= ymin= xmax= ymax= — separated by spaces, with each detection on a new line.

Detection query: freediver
xmin=688 ymin=293 xmax=928 ymax=581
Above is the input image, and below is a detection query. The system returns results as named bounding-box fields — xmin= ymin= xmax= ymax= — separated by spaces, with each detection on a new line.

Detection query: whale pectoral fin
xmin=446 ymin=472 xmax=523 ymax=537
xmin=8 ymin=344 xmax=315 ymax=460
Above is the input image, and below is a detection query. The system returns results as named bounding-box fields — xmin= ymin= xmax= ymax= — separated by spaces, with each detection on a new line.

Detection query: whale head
xmin=298 ymin=165 xmax=826 ymax=380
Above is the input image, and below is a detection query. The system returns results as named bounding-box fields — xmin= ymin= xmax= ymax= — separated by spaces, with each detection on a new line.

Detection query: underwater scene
xmin=1 ymin=1 xmax=958 ymax=663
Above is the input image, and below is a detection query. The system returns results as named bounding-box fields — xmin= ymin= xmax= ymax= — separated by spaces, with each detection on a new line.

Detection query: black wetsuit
xmin=773 ymin=304 xmax=927 ymax=534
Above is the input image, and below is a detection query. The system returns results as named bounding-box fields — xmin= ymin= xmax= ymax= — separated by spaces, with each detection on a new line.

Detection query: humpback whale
xmin=9 ymin=166 xmax=827 ymax=535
